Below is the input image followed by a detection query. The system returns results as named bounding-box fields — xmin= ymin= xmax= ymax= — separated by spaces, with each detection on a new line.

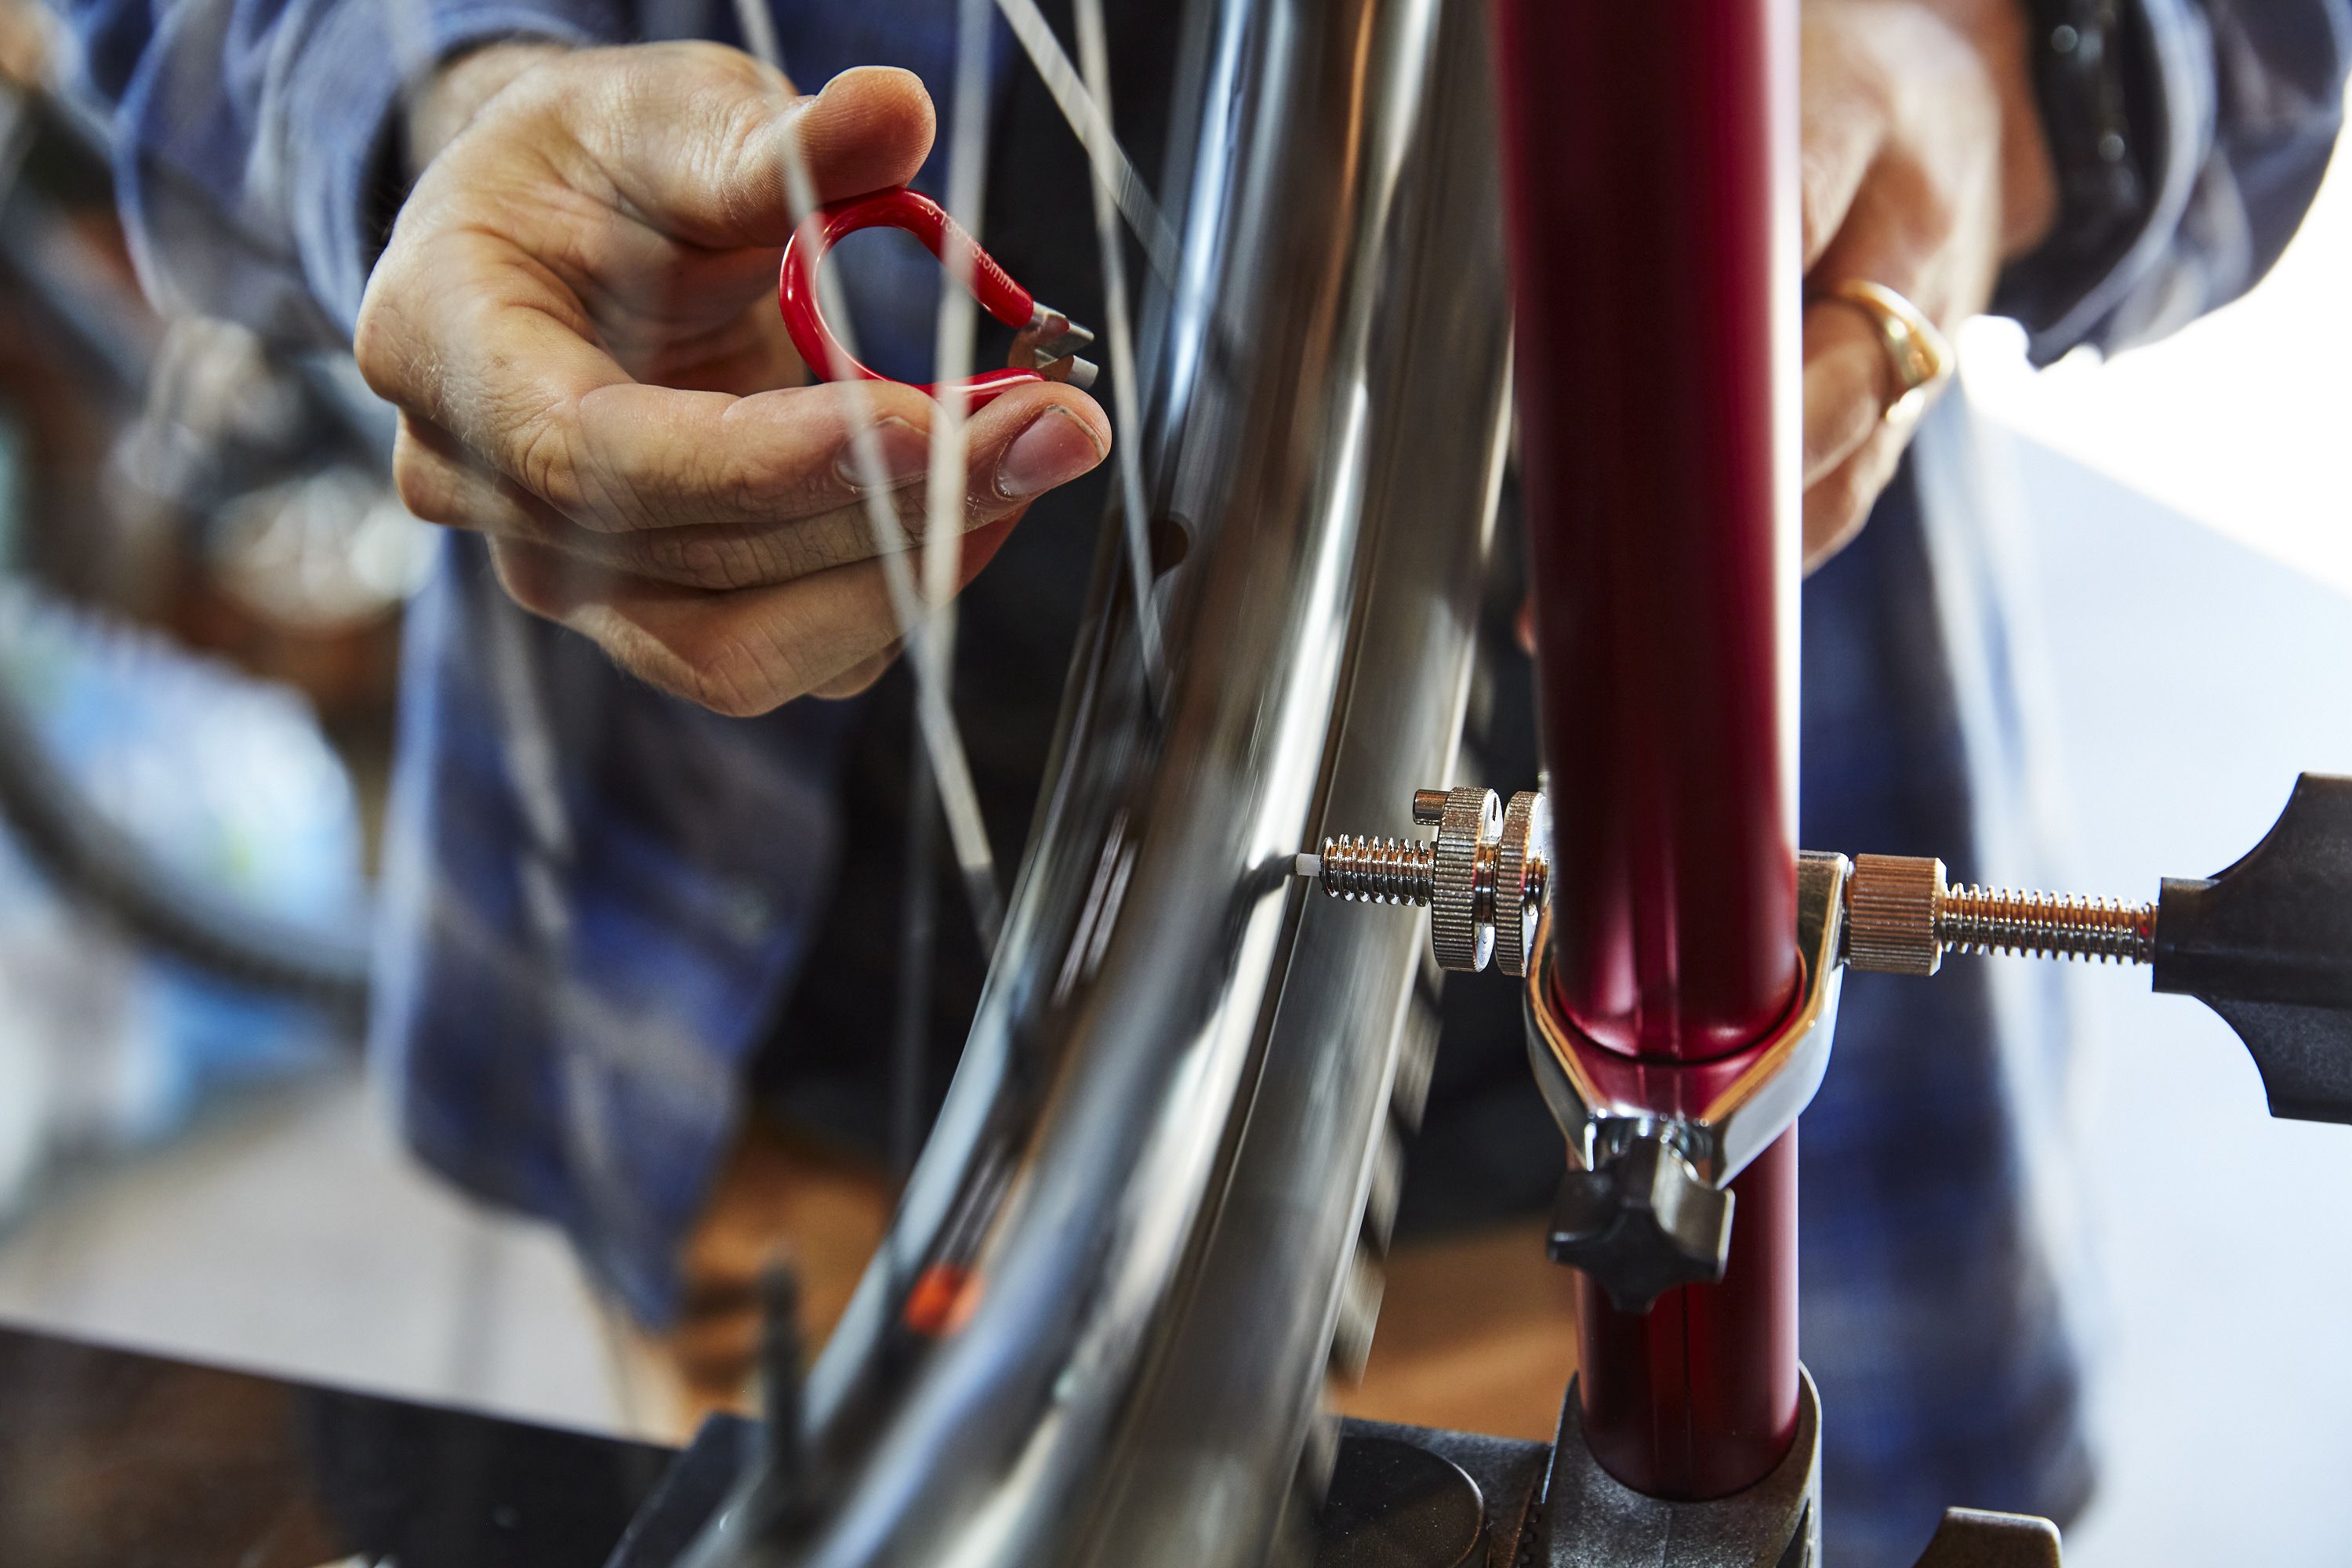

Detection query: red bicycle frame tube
xmin=1493 ymin=0 xmax=1804 ymax=1501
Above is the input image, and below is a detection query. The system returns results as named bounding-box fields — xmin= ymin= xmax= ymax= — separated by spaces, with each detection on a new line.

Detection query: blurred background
xmin=0 ymin=0 xmax=2344 ymax=1559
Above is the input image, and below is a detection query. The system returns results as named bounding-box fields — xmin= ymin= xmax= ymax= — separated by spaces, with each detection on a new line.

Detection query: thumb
xmin=601 ymin=56 xmax=936 ymax=248
xmin=783 ymin=66 xmax=938 ymax=210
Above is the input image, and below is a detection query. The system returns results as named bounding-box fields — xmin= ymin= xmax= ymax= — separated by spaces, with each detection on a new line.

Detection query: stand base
xmin=1526 ymin=1370 xmax=1819 ymax=1568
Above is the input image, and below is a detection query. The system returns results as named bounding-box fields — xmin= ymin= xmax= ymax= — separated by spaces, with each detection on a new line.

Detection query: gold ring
xmin=1822 ymin=279 xmax=1954 ymax=425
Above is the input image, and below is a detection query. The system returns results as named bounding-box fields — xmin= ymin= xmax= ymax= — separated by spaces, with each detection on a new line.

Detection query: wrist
xmin=406 ymin=40 xmax=572 ymax=174
xmin=2008 ymin=0 xmax=2150 ymax=267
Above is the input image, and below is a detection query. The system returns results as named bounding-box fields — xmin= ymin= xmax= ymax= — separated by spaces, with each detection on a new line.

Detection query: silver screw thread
xmin=1936 ymin=884 xmax=2158 ymax=965
xmin=1318 ymin=835 xmax=1436 ymax=906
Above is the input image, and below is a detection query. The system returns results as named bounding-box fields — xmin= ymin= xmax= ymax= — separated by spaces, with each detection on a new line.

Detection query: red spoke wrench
xmin=778 ymin=187 xmax=1098 ymax=410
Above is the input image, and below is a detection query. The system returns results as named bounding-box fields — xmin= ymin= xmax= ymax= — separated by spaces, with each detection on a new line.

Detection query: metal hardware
xmin=1906 ymin=1507 xmax=2063 ymax=1567
xmin=687 ymin=2 xmax=1518 ymax=1562
xmin=1526 ymin=851 xmax=1850 ymax=1187
xmin=1315 ymin=1435 xmax=1486 ymax=1568
xmin=1301 ymin=785 xmax=1551 ymax=976
xmin=1520 ymin=854 xmax=1846 ymax=1316
xmin=1843 ymin=854 xmax=2154 ymax=975
xmin=1500 ymin=0 xmax=1804 ymax=1497
xmin=1849 ymin=774 xmax=2352 ymax=1127
xmin=1017 ymin=307 xmax=1100 ymax=379
xmin=1818 ymin=279 xmax=1955 ymax=426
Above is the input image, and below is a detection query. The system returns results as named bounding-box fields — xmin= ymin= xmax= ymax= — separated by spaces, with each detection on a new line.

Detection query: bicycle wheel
xmin=689 ymin=0 xmax=1511 ymax=1562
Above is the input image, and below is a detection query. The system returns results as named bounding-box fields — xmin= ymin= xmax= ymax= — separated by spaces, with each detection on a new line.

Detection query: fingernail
xmin=833 ymin=416 xmax=931 ymax=491
xmin=994 ymin=406 xmax=1106 ymax=499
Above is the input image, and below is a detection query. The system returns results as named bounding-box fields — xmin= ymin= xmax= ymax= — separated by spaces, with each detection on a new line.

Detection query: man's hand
xmin=356 ymin=47 xmax=1111 ymax=714
xmin=1798 ymin=0 xmax=2056 ymax=566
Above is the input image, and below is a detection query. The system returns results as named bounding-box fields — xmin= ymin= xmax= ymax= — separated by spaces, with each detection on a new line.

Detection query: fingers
xmin=809 ymin=642 xmax=904 ymax=699
xmin=1797 ymin=21 xmax=1891 ymax=270
xmin=357 ymin=42 xmax=1092 ymax=717
xmin=357 ymin=51 xmax=946 ymax=488
xmin=1801 ymin=299 xmax=1888 ymax=488
xmin=1800 ymin=284 xmax=1945 ymax=571
xmin=786 ymin=66 xmax=939 ymax=208
xmin=395 ymin=381 xmax=1105 ymax=577
xmin=1799 ymin=148 xmax=1952 ymax=575
xmin=568 ymin=377 xmax=1106 ymax=538
xmin=491 ymin=515 xmax=1019 ymax=715
xmin=1802 ymin=416 xmax=1910 ymax=570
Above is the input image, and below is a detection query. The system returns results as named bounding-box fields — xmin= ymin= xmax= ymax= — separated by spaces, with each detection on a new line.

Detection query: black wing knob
xmin=1544 ymin=1132 xmax=1733 ymax=1313
xmin=2155 ymin=774 xmax=2352 ymax=1124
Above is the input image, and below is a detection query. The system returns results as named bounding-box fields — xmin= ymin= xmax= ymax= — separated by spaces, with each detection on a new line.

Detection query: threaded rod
xmin=1936 ymin=884 xmax=2157 ymax=965
xmin=1315 ymin=835 xmax=1436 ymax=905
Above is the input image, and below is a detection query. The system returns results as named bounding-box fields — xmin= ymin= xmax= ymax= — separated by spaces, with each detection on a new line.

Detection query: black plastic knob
xmin=1544 ymin=1133 xmax=1733 ymax=1314
xmin=2154 ymin=774 xmax=2352 ymax=1124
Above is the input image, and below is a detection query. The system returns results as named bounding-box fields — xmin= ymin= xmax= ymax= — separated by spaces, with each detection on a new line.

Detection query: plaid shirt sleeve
xmin=51 ymin=0 xmax=624 ymax=340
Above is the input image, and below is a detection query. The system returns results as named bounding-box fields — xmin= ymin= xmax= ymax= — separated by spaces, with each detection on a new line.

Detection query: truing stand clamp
xmin=1299 ymin=790 xmax=1848 ymax=1313
xmin=1523 ymin=853 xmax=1849 ymax=1312
xmin=1305 ymin=771 xmax=2352 ymax=1316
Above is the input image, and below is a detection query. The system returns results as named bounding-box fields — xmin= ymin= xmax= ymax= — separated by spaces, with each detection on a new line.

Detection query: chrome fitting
xmin=1301 ymin=785 xmax=1551 ymax=977
xmin=1526 ymin=851 xmax=1851 ymax=1189
xmin=1525 ymin=852 xmax=1852 ymax=1313
xmin=1844 ymin=853 xmax=2157 ymax=975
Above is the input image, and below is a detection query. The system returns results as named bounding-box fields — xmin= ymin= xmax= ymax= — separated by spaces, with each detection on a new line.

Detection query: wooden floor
xmin=1334 ymin=1216 xmax=1578 ymax=1443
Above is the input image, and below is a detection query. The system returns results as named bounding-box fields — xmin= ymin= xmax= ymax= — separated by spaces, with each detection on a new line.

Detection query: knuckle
xmin=703 ymin=446 xmax=779 ymax=524
xmin=486 ymin=541 xmax=567 ymax=621
xmin=513 ymin=405 xmax=589 ymax=517
xmin=644 ymin=532 xmax=734 ymax=588
xmin=351 ymin=290 xmax=415 ymax=403
xmin=391 ymin=441 xmax=453 ymax=524
xmin=671 ymin=38 xmax=767 ymax=85
xmin=715 ymin=93 xmax=782 ymax=194
xmin=681 ymin=626 xmax=804 ymax=717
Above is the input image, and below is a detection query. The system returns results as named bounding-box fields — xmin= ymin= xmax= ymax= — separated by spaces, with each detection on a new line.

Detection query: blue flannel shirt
xmin=49 ymin=0 xmax=2348 ymax=1558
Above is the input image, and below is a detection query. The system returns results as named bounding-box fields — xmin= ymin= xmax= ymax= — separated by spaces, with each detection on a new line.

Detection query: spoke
xmin=925 ymin=0 xmax=995 ymax=630
xmin=990 ymin=0 xmax=1181 ymax=286
xmin=1069 ymin=0 xmax=1166 ymax=690
xmin=738 ymin=0 xmax=1007 ymax=948
xmin=889 ymin=0 xmax=996 ymax=1165
xmin=890 ymin=734 xmax=939 ymax=1185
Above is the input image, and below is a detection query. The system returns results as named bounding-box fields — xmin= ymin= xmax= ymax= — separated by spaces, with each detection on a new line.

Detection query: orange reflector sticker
xmin=902 ymin=1263 xmax=982 ymax=1337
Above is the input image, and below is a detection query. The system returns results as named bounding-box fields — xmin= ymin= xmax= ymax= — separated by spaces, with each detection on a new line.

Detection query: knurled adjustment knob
xmin=1494 ymin=790 xmax=1550 ymax=979
xmin=1308 ymin=783 xmax=1553 ymax=978
xmin=1846 ymin=853 xmax=1947 ymax=975
xmin=1430 ymin=786 xmax=1499 ymax=973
